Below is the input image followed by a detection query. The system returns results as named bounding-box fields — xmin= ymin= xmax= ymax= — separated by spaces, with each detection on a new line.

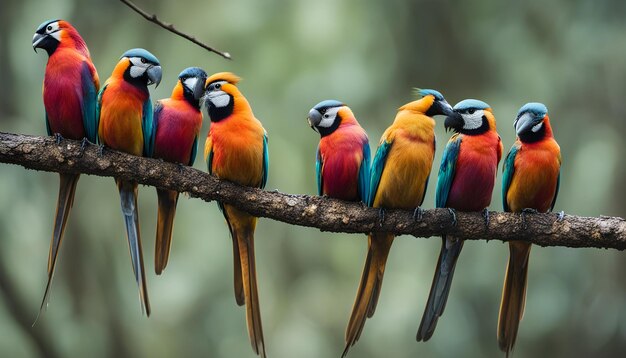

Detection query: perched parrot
xmin=32 ymin=19 xmax=99 ymax=312
xmin=342 ymin=90 xmax=453 ymax=357
xmin=97 ymin=48 xmax=162 ymax=316
xmin=151 ymin=67 xmax=208 ymax=275
xmin=498 ymin=103 xmax=561 ymax=356
xmin=307 ymin=100 xmax=370 ymax=201
xmin=203 ymin=72 xmax=269 ymax=357
xmin=417 ymin=99 xmax=503 ymax=341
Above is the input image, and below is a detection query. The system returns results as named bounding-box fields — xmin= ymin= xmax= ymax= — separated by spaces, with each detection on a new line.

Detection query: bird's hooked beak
xmin=192 ymin=77 xmax=206 ymax=100
xmin=32 ymin=33 xmax=46 ymax=52
xmin=514 ymin=112 xmax=542 ymax=135
xmin=444 ymin=111 xmax=464 ymax=132
xmin=146 ymin=65 xmax=162 ymax=88
xmin=307 ymin=109 xmax=322 ymax=133
xmin=439 ymin=100 xmax=454 ymax=116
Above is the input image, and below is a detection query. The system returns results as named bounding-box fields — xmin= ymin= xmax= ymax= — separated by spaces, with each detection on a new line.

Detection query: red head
xmin=32 ymin=19 xmax=90 ymax=57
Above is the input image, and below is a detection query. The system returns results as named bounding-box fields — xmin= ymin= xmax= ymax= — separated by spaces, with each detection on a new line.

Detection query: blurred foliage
xmin=0 ymin=0 xmax=625 ymax=357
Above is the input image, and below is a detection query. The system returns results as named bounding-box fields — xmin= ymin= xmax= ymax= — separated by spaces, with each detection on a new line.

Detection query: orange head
xmin=203 ymin=72 xmax=251 ymax=122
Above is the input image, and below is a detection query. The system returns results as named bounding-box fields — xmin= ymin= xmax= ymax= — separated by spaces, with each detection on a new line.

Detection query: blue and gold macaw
xmin=97 ymin=48 xmax=162 ymax=315
xmin=498 ymin=103 xmax=561 ymax=356
xmin=342 ymin=90 xmax=452 ymax=356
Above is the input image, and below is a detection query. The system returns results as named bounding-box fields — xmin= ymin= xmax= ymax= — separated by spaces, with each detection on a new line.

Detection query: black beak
xmin=192 ymin=76 xmax=206 ymax=100
xmin=307 ymin=109 xmax=322 ymax=132
xmin=444 ymin=111 xmax=464 ymax=132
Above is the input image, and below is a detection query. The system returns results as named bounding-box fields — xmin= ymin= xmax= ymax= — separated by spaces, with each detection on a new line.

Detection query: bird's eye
xmin=140 ymin=58 xmax=147 ymax=64
xmin=215 ymin=83 xmax=221 ymax=90
xmin=468 ymin=109 xmax=475 ymax=114
xmin=46 ymin=25 xmax=52 ymax=31
xmin=323 ymin=114 xmax=330 ymax=119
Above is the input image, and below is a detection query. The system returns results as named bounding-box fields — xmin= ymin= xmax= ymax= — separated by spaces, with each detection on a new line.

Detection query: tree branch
xmin=0 ymin=132 xmax=624 ymax=250
xmin=119 ymin=0 xmax=232 ymax=60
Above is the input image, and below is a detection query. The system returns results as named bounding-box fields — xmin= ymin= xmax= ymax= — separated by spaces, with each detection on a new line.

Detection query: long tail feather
xmin=498 ymin=241 xmax=531 ymax=357
xmin=117 ymin=180 xmax=150 ymax=316
xmin=154 ymin=189 xmax=179 ymax=275
xmin=416 ymin=235 xmax=464 ymax=341
xmin=236 ymin=228 xmax=266 ymax=357
xmin=342 ymin=233 xmax=394 ymax=357
xmin=37 ymin=173 xmax=80 ymax=317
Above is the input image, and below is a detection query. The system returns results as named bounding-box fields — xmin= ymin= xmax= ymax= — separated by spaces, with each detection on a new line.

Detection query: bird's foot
xmin=557 ymin=210 xmax=565 ymax=222
xmin=97 ymin=144 xmax=105 ymax=157
xmin=520 ymin=208 xmax=538 ymax=230
xmin=413 ymin=207 xmax=424 ymax=221
xmin=177 ymin=163 xmax=185 ymax=174
xmin=482 ymin=208 xmax=490 ymax=229
xmin=54 ymin=133 xmax=63 ymax=145
xmin=78 ymin=137 xmax=89 ymax=156
xmin=448 ymin=208 xmax=457 ymax=227
xmin=378 ymin=208 xmax=386 ymax=227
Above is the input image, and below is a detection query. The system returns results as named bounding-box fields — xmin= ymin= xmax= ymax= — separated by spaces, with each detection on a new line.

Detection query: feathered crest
xmin=205 ymin=72 xmax=241 ymax=86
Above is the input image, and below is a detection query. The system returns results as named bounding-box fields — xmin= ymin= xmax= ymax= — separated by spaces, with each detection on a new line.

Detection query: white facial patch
xmin=183 ymin=77 xmax=198 ymax=92
xmin=208 ymin=91 xmax=230 ymax=107
xmin=461 ymin=109 xmax=485 ymax=130
xmin=531 ymin=121 xmax=543 ymax=132
xmin=318 ymin=107 xmax=340 ymax=128
xmin=128 ymin=57 xmax=150 ymax=78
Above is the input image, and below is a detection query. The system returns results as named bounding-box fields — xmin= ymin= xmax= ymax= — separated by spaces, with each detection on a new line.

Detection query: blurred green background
xmin=1 ymin=0 xmax=625 ymax=357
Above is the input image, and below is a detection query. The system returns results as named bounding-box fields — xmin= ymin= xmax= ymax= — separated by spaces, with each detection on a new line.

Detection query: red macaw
xmin=307 ymin=100 xmax=370 ymax=201
xmin=342 ymin=90 xmax=453 ymax=356
xmin=203 ymin=72 xmax=269 ymax=357
xmin=498 ymin=103 xmax=561 ymax=356
xmin=151 ymin=67 xmax=207 ymax=274
xmin=417 ymin=99 xmax=503 ymax=341
xmin=32 ymin=19 xmax=99 ymax=312
xmin=97 ymin=48 xmax=162 ymax=315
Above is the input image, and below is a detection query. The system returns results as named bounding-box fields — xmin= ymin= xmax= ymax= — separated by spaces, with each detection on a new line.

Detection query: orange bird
xmin=498 ymin=103 xmax=561 ymax=356
xmin=343 ymin=89 xmax=453 ymax=356
xmin=203 ymin=72 xmax=269 ymax=357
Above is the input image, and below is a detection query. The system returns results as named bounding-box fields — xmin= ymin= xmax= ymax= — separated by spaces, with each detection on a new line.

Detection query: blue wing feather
xmin=315 ymin=145 xmax=323 ymax=196
xmin=189 ymin=135 xmax=199 ymax=166
xmin=358 ymin=142 xmax=371 ymax=203
xmin=435 ymin=135 xmax=462 ymax=208
xmin=142 ymin=97 xmax=154 ymax=157
xmin=260 ymin=133 xmax=269 ymax=189
xmin=501 ymin=143 xmax=519 ymax=212
xmin=368 ymin=140 xmax=392 ymax=207
xmin=95 ymin=84 xmax=107 ymax=144
xmin=80 ymin=62 xmax=98 ymax=143
xmin=148 ymin=101 xmax=163 ymax=159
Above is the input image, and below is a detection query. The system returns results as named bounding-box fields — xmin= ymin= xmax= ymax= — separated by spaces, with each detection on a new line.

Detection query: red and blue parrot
xmin=203 ymin=72 xmax=269 ymax=357
xmin=150 ymin=67 xmax=207 ymax=275
xmin=307 ymin=100 xmax=370 ymax=202
xmin=97 ymin=48 xmax=162 ymax=315
xmin=342 ymin=90 xmax=453 ymax=356
xmin=417 ymin=99 xmax=503 ymax=341
xmin=32 ymin=19 xmax=99 ymax=311
xmin=498 ymin=103 xmax=561 ymax=356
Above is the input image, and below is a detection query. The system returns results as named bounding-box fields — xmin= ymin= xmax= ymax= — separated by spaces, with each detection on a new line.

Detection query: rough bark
xmin=0 ymin=132 xmax=624 ymax=250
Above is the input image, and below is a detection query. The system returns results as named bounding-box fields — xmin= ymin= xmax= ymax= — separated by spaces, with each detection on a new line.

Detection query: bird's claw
xmin=447 ymin=208 xmax=457 ymax=227
xmin=177 ymin=163 xmax=185 ymax=174
xmin=482 ymin=208 xmax=490 ymax=229
xmin=97 ymin=144 xmax=105 ymax=157
xmin=413 ymin=207 xmax=423 ymax=221
xmin=520 ymin=208 xmax=538 ymax=230
xmin=557 ymin=210 xmax=565 ymax=222
xmin=78 ymin=138 xmax=89 ymax=156
xmin=54 ymin=133 xmax=63 ymax=145
xmin=378 ymin=208 xmax=386 ymax=227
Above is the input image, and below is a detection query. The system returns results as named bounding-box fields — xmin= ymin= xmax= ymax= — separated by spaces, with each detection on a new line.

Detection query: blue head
xmin=120 ymin=48 xmax=162 ymax=87
xmin=445 ymin=99 xmax=494 ymax=135
xmin=416 ymin=88 xmax=453 ymax=117
xmin=177 ymin=67 xmax=208 ymax=105
xmin=515 ymin=102 xmax=549 ymax=141
xmin=308 ymin=100 xmax=347 ymax=137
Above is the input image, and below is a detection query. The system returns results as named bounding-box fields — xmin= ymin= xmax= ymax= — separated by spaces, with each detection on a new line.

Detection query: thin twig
xmin=119 ymin=0 xmax=232 ymax=60
xmin=0 ymin=132 xmax=624 ymax=249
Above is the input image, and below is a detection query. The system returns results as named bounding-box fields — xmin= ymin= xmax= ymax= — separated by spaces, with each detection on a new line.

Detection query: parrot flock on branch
xmin=33 ymin=19 xmax=561 ymax=357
